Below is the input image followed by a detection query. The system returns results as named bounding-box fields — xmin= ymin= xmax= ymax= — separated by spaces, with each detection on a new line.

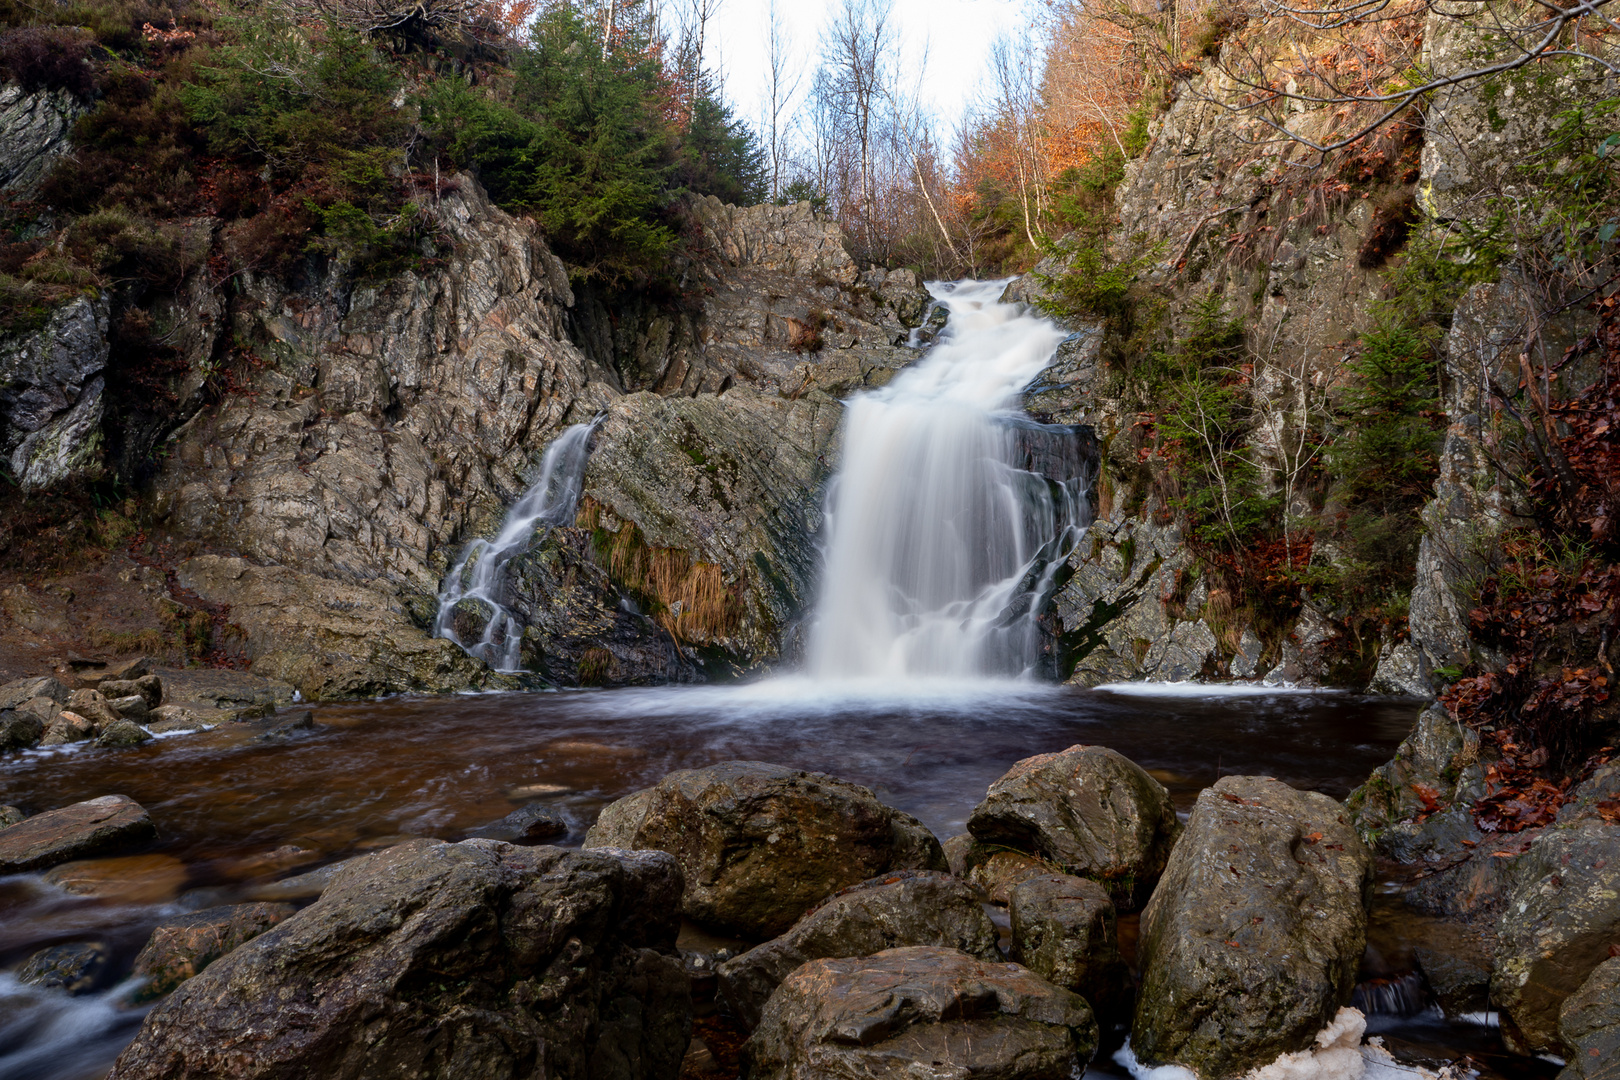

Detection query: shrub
xmin=0 ymin=26 xmax=96 ymax=98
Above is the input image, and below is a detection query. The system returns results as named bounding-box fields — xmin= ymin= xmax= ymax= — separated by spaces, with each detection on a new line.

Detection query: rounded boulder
xmin=583 ymin=760 xmax=947 ymax=939
xmin=966 ymin=744 xmax=1180 ymax=910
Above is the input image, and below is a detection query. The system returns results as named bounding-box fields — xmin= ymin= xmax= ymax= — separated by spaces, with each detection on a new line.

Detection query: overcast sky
xmin=703 ymin=0 xmax=1036 ymax=138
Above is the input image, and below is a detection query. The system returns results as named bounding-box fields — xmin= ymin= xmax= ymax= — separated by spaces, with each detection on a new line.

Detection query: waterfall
xmin=435 ymin=418 xmax=602 ymax=671
xmin=806 ymin=280 xmax=1089 ymax=680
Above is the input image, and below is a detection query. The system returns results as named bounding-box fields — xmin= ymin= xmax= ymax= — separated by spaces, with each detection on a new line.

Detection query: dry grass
xmin=579 ymin=498 xmax=743 ymax=642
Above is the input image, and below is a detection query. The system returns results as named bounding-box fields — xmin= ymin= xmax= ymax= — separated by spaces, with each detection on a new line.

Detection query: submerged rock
xmin=0 ymin=795 xmax=155 ymax=873
xmin=18 ymin=941 xmax=112 ymax=995
xmin=747 ymin=946 xmax=1098 ymax=1080
xmin=1492 ymin=819 xmax=1620 ymax=1056
xmin=966 ymin=744 xmax=1180 ymax=910
xmin=717 ymin=869 xmax=999 ymax=1030
xmin=96 ymin=718 xmax=152 ymax=748
xmin=133 ymin=902 xmax=298 ymax=999
xmin=465 ymin=803 xmax=568 ymax=844
xmin=1009 ymin=873 xmax=1129 ymax=1022
xmin=109 ymin=839 xmax=691 ymax=1080
xmin=1132 ymin=775 xmax=1372 ymax=1079
xmin=583 ymin=760 xmax=947 ymax=939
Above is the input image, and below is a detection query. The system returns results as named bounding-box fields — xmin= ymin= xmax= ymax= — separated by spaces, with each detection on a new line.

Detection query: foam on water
xmin=0 ymin=974 xmax=150 ymax=1080
xmin=1093 ymin=682 xmax=1339 ymax=698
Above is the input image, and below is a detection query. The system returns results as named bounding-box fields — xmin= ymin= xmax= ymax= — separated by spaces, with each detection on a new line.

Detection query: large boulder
xmin=1558 ymin=957 xmax=1620 ymax=1080
xmin=1131 ymin=776 xmax=1373 ymax=1079
xmin=108 ymin=839 xmax=691 ymax=1080
xmin=716 ymin=869 xmax=998 ymax=1030
xmin=1008 ymin=873 xmax=1129 ymax=1022
xmin=0 ymin=794 xmax=155 ymax=873
xmin=0 ymin=707 xmax=44 ymax=750
xmin=966 ymin=744 xmax=1180 ymax=910
xmin=583 ymin=761 xmax=947 ymax=939
xmin=1492 ymin=819 xmax=1620 ymax=1056
xmin=746 ymin=946 xmax=1098 ymax=1080
xmin=132 ymin=902 xmax=298 ymax=1000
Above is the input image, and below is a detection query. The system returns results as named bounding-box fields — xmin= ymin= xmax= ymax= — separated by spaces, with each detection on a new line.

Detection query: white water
xmin=806 ymin=279 xmax=1087 ymax=680
xmin=434 ymin=419 xmax=602 ymax=670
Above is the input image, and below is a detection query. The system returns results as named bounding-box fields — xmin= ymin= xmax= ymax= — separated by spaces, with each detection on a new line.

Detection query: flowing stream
xmin=808 ymin=280 xmax=1087 ymax=680
xmin=433 ymin=417 xmax=602 ymax=670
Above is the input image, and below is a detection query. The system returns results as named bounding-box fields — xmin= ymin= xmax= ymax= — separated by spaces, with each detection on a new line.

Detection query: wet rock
xmin=966 ymin=744 xmax=1180 ymax=910
xmin=43 ymin=853 xmax=189 ymax=903
xmin=244 ymin=856 xmax=367 ymax=902
xmin=717 ymin=870 xmax=999 ymax=1030
xmin=40 ymin=709 xmax=93 ymax=744
xmin=0 ymin=675 xmax=69 ymax=710
xmin=0 ymin=804 xmax=23 ymax=828
xmin=0 ymin=794 xmax=156 ymax=873
xmin=67 ymin=687 xmax=122 ymax=730
xmin=505 ymin=528 xmax=699 ymax=687
xmin=133 ymin=902 xmax=298 ymax=999
xmin=97 ymin=718 xmax=152 ymax=748
xmin=465 ymin=803 xmax=568 ymax=844
xmin=1132 ymin=775 xmax=1373 ymax=1079
xmin=969 ymin=849 xmax=1059 ymax=904
xmin=108 ymin=839 xmax=691 ymax=1080
xmin=257 ymin=710 xmax=315 ymax=741
xmin=747 ymin=946 xmax=1098 ymax=1080
xmin=1009 ymin=873 xmax=1129 ymax=1021
xmin=17 ymin=941 xmax=112 ymax=995
xmin=1413 ymin=944 xmax=1491 ymax=1018
xmin=0 ymin=708 xmax=44 ymax=750
xmin=584 ymin=761 xmax=947 ymax=939
xmin=1492 ymin=819 xmax=1620 ymax=1056
xmin=942 ymin=832 xmax=973 ymax=877
xmin=1558 ymin=957 xmax=1620 ymax=1080
xmin=1348 ymin=704 xmax=1489 ymax=860
xmin=108 ymin=694 xmax=151 ymax=721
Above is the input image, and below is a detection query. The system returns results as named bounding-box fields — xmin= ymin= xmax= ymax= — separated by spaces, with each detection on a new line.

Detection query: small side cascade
xmin=434 ymin=418 xmax=603 ymax=671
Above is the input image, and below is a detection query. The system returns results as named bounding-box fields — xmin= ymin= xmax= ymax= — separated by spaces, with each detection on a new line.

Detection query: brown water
xmin=0 ymin=681 xmax=1541 ymax=1079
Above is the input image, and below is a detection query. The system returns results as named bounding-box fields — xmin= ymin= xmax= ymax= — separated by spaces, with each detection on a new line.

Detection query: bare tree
xmin=761 ymin=0 xmax=804 ymax=201
xmin=819 ymin=0 xmax=896 ymax=255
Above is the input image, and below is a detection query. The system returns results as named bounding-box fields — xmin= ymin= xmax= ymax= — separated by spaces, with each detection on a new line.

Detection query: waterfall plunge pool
xmin=0 ymin=683 xmax=1548 ymax=1080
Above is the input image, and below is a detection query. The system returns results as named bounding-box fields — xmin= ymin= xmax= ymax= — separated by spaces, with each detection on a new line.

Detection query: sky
xmin=702 ymin=0 xmax=1036 ymax=137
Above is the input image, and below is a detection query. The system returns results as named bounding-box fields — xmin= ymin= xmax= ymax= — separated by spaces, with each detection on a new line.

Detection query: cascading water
xmin=807 ymin=279 xmax=1090 ymax=680
xmin=434 ymin=418 xmax=602 ymax=671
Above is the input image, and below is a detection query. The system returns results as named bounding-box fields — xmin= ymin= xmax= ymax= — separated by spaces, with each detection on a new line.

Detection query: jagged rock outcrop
xmin=0 ymin=294 xmax=109 ymax=489
xmin=0 ymin=83 xmax=83 ymax=196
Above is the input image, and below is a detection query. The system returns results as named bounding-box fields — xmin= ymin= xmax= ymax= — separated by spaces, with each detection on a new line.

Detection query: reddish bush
xmin=0 ymin=27 xmax=96 ymax=99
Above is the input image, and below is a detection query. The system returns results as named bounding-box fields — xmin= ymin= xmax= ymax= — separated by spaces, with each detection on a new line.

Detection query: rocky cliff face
xmin=1013 ymin=8 xmax=1608 ymax=693
xmin=0 ymin=155 xmax=929 ymax=695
